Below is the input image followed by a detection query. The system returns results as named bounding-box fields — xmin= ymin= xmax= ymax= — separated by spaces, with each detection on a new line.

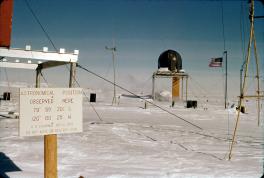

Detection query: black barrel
xmin=187 ymin=100 xmax=193 ymax=108
xmin=241 ymin=106 xmax=245 ymax=113
xmin=192 ymin=100 xmax=197 ymax=108
xmin=186 ymin=100 xmax=197 ymax=109
xmin=90 ymin=93 xmax=96 ymax=102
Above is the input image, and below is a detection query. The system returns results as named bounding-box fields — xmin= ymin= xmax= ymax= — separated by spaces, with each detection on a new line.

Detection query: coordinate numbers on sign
xmin=19 ymin=88 xmax=83 ymax=137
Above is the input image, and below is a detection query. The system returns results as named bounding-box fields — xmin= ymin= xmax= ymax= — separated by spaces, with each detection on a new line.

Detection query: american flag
xmin=209 ymin=57 xmax=223 ymax=67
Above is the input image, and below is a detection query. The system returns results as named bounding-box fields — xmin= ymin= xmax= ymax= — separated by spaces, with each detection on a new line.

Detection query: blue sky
xmin=5 ymin=0 xmax=264 ymax=91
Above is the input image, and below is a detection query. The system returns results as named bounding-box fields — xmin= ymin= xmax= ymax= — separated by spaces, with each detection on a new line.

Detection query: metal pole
xmin=186 ymin=76 xmax=188 ymax=102
xmin=181 ymin=76 xmax=184 ymax=100
xmin=105 ymin=45 xmax=117 ymax=105
xmin=224 ymin=51 xmax=227 ymax=109
xmin=240 ymin=68 xmax=243 ymax=97
xmin=112 ymin=49 xmax=116 ymax=104
xmin=240 ymin=61 xmax=246 ymax=97
xmin=253 ymin=30 xmax=261 ymax=126
xmin=152 ymin=74 xmax=155 ymax=100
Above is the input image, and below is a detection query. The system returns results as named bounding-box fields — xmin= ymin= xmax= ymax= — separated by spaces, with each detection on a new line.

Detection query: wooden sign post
xmin=1 ymin=44 xmax=79 ymax=178
xmin=36 ymin=66 xmax=57 ymax=178
xmin=20 ymin=62 xmax=80 ymax=178
xmin=36 ymin=67 xmax=58 ymax=178
xmin=44 ymin=135 xmax=57 ymax=178
xmin=47 ymin=63 xmax=76 ymax=178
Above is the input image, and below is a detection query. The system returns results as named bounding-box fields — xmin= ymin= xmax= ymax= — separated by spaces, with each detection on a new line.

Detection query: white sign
xmin=19 ymin=88 xmax=83 ymax=136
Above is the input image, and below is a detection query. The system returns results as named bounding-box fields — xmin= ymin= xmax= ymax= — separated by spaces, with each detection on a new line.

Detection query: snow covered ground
xmin=0 ymin=89 xmax=263 ymax=178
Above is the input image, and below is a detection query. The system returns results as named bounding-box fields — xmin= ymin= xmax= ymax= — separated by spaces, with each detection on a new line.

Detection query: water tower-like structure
xmin=152 ymin=49 xmax=189 ymax=103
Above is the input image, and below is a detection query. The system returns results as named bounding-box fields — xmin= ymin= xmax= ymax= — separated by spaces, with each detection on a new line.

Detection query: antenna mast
xmin=105 ymin=41 xmax=117 ymax=105
xmin=228 ymin=0 xmax=262 ymax=160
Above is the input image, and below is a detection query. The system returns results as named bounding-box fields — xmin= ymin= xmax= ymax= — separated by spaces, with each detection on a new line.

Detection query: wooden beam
xmin=0 ymin=47 xmax=78 ymax=62
xmin=39 ymin=61 xmax=69 ymax=70
xmin=0 ymin=61 xmax=37 ymax=69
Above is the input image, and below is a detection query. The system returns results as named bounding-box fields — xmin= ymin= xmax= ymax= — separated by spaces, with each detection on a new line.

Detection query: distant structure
xmin=158 ymin=49 xmax=182 ymax=72
xmin=152 ymin=49 xmax=188 ymax=104
xmin=105 ymin=44 xmax=117 ymax=105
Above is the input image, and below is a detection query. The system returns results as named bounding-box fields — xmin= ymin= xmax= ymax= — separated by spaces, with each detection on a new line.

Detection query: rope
xmin=188 ymin=76 xmax=211 ymax=97
xmin=77 ymin=64 xmax=203 ymax=130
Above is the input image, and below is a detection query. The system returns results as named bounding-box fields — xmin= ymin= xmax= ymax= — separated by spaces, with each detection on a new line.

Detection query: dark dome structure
xmin=158 ymin=49 xmax=182 ymax=72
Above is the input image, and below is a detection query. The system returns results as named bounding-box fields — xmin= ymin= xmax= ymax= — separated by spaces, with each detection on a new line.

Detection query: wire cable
xmin=77 ymin=64 xmax=261 ymax=153
xmin=40 ymin=71 xmax=49 ymax=87
xmin=65 ymin=64 xmax=103 ymax=122
xmin=77 ymin=63 xmax=203 ymax=130
xmin=188 ymin=76 xmax=210 ymax=98
xmin=23 ymin=0 xmax=58 ymax=51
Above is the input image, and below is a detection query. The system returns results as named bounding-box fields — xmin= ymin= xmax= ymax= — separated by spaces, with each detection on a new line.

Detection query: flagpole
xmin=224 ymin=51 xmax=227 ymax=109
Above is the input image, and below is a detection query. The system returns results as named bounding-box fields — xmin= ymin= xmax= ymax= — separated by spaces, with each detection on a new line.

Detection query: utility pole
xmin=105 ymin=44 xmax=117 ymax=105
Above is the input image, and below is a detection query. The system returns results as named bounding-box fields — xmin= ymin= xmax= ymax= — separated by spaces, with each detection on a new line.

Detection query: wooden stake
xmin=44 ymin=135 xmax=57 ymax=178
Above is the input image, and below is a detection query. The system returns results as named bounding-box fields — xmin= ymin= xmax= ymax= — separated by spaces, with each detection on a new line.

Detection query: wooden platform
xmin=153 ymin=71 xmax=188 ymax=77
